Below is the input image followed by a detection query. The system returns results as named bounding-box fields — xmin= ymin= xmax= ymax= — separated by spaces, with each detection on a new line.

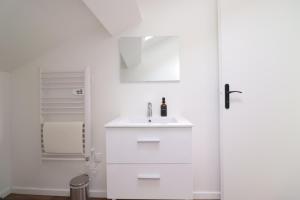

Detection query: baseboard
xmin=11 ymin=187 xmax=106 ymax=198
xmin=0 ymin=187 xmax=11 ymax=198
xmin=89 ymin=190 xmax=107 ymax=198
xmin=193 ymin=191 xmax=220 ymax=199
xmin=11 ymin=187 xmax=220 ymax=199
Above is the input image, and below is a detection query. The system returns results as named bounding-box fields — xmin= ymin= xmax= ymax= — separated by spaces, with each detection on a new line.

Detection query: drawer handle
xmin=137 ymin=174 xmax=161 ymax=180
xmin=137 ymin=138 xmax=160 ymax=143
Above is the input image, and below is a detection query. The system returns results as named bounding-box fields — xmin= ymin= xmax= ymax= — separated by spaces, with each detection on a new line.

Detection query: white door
xmin=219 ymin=0 xmax=300 ymax=199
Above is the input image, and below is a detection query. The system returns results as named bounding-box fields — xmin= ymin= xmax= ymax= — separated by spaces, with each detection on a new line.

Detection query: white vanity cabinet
xmin=105 ymin=117 xmax=193 ymax=200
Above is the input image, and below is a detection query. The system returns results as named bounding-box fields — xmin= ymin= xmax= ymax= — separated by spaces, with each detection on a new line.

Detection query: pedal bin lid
xmin=70 ymin=174 xmax=89 ymax=188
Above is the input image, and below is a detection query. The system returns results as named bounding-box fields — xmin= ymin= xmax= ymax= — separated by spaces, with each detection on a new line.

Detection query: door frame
xmin=217 ymin=0 xmax=225 ymax=199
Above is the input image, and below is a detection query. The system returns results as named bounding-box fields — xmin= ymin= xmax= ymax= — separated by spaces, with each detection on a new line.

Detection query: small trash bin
xmin=70 ymin=174 xmax=89 ymax=200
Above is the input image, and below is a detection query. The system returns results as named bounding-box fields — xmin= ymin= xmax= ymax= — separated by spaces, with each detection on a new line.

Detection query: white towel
xmin=43 ymin=122 xmax=84 ymax=154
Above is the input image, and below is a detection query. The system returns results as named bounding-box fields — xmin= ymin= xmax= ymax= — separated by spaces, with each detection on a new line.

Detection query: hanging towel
xmin=43 ymin=122 xmax=84 ymax=154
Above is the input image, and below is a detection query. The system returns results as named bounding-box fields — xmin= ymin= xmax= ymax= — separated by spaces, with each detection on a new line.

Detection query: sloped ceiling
xmin=82 ymin=0 xmax=142 ymax=35
xmin=0 ymin=0 xmax=103 ymax=71
xmin=0 ymin=0 xmax=141 ymax=72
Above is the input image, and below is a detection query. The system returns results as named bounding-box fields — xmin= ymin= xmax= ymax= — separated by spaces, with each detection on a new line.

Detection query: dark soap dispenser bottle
xmin=161 ymin=97 xmax=167 ymax=117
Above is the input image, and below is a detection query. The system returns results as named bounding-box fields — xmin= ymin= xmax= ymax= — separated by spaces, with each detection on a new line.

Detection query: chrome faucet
xmin=147 ymin=102 xmax=152 ymax=122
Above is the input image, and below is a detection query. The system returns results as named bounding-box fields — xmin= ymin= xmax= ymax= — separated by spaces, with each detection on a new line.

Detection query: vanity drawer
xmin=106 ymin=127 xmax=192 ymax=163
xmin=106 ymin=163 xmax=193 ymax=199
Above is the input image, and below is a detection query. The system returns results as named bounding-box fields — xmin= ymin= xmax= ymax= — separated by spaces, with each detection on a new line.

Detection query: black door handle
xmin=225 ymin=84 xmax=242 ymax=109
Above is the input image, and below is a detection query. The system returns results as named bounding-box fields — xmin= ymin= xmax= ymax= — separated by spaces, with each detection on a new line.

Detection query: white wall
xmin=0 ymin=72 xmax=12 ymax=198
xmin=10 ymin=0 xmax=220 ymax=199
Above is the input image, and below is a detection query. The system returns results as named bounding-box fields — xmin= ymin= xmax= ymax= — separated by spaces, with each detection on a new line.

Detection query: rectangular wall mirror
xmin=119 ymin=36 xmax=180 ymax=82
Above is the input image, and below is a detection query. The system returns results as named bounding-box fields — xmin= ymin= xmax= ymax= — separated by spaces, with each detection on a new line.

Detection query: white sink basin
xmin=127 ymin=117 xmax=178 ymax=123
xmin=105 ymin=116 xmax=193 ymax=128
